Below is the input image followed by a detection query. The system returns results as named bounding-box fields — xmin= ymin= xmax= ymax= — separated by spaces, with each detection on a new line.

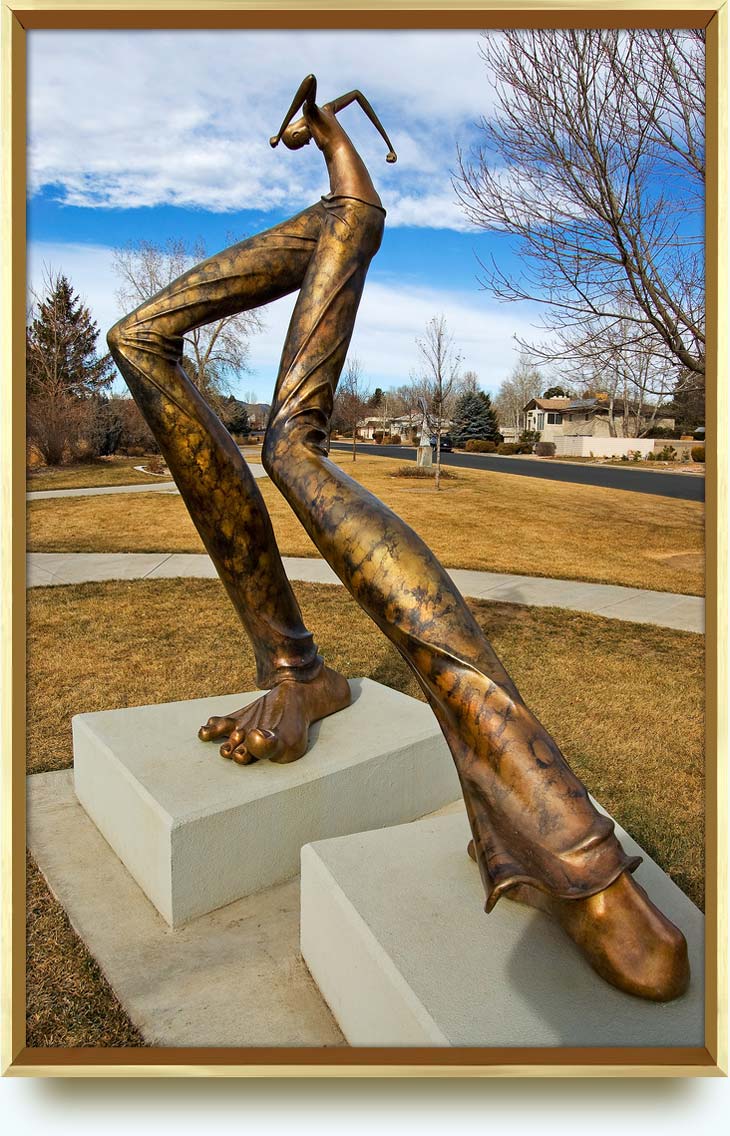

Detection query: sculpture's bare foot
xmin=198 ymin=665 xmax=351 ymax=765
xmin=467 ymin=841 xmax=689 ymax=1002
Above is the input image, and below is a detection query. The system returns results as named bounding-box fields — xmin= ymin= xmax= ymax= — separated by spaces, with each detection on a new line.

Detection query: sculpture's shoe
xmin=467 ymin=840 xmax=689 ymax=1002
xmin=198 ymin=665 xmax=351 ymax=765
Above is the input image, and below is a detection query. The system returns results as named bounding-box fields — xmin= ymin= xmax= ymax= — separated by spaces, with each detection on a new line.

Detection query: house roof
xmin=524 ymin=398 xmax=572 ymax=411
xmin=524 ymin=394 xmax=675 ymax=423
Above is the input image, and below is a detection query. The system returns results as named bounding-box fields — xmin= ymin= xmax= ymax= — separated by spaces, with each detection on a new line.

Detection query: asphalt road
xmin=329 ymin=443 xmax=705 ymax=502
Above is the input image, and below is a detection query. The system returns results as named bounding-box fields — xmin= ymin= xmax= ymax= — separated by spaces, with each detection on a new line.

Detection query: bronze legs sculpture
xmin=107 ymin=75 xmax=690 ymax=1003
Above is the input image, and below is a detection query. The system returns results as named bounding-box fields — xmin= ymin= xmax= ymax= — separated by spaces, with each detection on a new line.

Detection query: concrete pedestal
xmin=28 ymin=770 xmax=342 ymax=1047
xmin=300 ymin=809 xmax=704 ymax=1047
xmin=73 ymin=678 xmax=459 ymax=927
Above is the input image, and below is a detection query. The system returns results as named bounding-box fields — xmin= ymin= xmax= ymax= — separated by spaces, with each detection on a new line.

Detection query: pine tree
xmin=451 ymin=389 xmax=500 ymax=445
xmin=26 ymin=272 xmax=114 ymax=464
xmin=26 ymin=272 xmax=113 ymax=399
xmin=221 ymin=398 xmax=251 ymax=437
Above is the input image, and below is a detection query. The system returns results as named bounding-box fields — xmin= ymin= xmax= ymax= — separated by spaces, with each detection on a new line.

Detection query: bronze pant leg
xmin=263 ymin=198 xmax=639 ymax=909
xmin=107 ymin=206 xmax=327 ymax=687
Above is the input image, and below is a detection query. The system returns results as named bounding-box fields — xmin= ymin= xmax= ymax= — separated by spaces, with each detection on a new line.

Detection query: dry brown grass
xmin=27 ymin=453 xmax=704 ymax=595
xmin=26 ymin=852 xmax=145 ymax=1047
xmin=26 ymin=456 xmax=171 ymax=492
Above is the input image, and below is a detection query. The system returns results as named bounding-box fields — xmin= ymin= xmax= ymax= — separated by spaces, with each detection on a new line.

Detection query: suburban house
xmin=521 ymin=395 xmax=676 ymax=457
xmin=243 ymin=402 xmax=272 ymax=431
xmin=523 ymin=397 xmax=573 ymax=441
xmin=355 ymin=414 xmax=434 ymax=441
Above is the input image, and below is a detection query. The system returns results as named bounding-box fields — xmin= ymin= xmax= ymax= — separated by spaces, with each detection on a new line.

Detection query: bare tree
xmin=332 ymin=355 xmax=370 ymax=460
xmin=557 ymin=309 xmax=679 ymax=437
xmin=459 ymin=369 xmax=480 ymax=396
xmin=113 ymin=239 xmax=263 ymax=412
xmin=413 ymin=315 xmax=462 ymax=490
xmin=492 ymin=355 xmax=543 ymax=434
xmin=383 ymin=382 xmax=421 ymax=442
xmin=455 ymin=29 xmax=705 ymax=378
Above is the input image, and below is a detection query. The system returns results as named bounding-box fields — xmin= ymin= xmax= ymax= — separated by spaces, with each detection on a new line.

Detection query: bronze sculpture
xmin=108 ymin=75 xmax=689 ymax=1003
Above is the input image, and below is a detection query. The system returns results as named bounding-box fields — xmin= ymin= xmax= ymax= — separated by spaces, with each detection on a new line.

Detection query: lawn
xmin=26 ymin=453 xmax=705 ymax=595
xmin=26 ymin=456 xmax=171 ymax=492
xmin=26 ymin=577 xmax=704 ymax=1044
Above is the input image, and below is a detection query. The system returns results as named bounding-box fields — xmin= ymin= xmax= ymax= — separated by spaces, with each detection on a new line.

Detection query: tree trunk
xmin=435 ymin=429 xmax=442 ymax=491
xmin=607 ymin=396 xmax=617 ymax=438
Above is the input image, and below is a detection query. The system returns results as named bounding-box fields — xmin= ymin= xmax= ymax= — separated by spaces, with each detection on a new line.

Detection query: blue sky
xmin=26 ymin=29 xmax=556 ymax=400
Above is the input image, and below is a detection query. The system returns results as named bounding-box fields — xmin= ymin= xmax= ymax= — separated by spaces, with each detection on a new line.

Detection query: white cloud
xmin=28 ymin=239 xmax=539 ymax=400
xmin=27 ymin=29 xmax=495 ymax=227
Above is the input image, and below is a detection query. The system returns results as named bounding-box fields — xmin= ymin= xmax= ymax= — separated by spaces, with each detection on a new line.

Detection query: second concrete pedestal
xmin=73 ymin=678 xmax=459 ymax=927
xmin=301 ymin=809 xmax=704 ymax=1047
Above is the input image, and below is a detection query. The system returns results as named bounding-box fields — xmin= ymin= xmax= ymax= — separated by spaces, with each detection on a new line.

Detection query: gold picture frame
xmin=2 ymin=0 xmax=727 ymax=1078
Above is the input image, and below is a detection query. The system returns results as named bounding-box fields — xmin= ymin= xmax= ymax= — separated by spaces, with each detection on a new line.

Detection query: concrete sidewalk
xmin=26 ymin=552 xmax=704 ymax=633
xmin=27 ymin=465 xmax=266 ymax=501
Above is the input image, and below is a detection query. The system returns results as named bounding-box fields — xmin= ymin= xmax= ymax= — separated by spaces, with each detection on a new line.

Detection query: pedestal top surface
xmin=306 ymin=809 xmax=705 ymax=1048
xmin=73 ymin=677 xmax=443 ymax=823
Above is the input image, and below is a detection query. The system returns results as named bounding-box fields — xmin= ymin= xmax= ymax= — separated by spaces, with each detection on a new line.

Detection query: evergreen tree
xmin=26 ymin=272 xmax=114 ymax=464
xmin=26 ymin=272 xmax=113 ymax=399
xmin=221 ymin=398 xmax=250 ymax=437
xmin=665 ymin=373 xmax=704 ymax=434
xmin=451 ymin=389 xmax=500 ymax=445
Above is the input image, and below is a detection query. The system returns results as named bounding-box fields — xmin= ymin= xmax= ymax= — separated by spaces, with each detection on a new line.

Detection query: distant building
xmin=523 ymin=396 xmax=675 ymax=440
xmin=521 ymin=395 xmax=676 ymax=458
xmin=244 ymin=402 xmax=272 ymax=431
xmin=356 ymin=414 xmax=449 ymax=441
xmin=523 ymin=398 xmax=573 ymax=440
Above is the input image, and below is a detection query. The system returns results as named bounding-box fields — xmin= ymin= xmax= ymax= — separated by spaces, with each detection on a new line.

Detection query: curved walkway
xmin=26 ymin=552 xmax=704 ymax=633
xmin=27 ymin=465 xmax=266 ymax=501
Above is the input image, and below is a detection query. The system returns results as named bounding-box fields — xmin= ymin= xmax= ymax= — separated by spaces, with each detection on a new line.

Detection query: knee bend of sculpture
xmin=106 ymin=318 xmax=127 ymax=359
xmin=107 ymin=314 xmax=183 ymax=367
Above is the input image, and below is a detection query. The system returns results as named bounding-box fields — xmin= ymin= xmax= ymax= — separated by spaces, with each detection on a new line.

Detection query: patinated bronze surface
xmin=108 ymin=75 xmax=689 ymax=1003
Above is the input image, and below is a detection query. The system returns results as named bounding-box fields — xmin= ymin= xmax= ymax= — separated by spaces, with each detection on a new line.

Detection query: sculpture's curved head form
xmin=270 ymin=115 xmax=311 ymax=151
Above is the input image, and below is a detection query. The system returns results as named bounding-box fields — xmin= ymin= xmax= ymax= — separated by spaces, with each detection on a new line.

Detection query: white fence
xmin=552 ymin=436 xmax=656 ymax=458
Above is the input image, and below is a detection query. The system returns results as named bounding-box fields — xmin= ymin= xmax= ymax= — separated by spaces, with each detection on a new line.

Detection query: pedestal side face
xmin=301 ymin=810 xmax=705 ymax=1048
xmin=73 ymin=716 xmax=174 ymax=924
xmin=73 ymin=679 xmax=460 ymax=926
xmin=301 ymin=844 xmax=449 ymax=1046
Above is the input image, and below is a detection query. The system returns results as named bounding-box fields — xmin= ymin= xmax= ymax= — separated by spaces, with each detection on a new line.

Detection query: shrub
xmin=497 ymin=442 xmax=519 ymax=455
xmin=390 ymin=465 xmax=457 ymax=480
xmin=26 ymin=394 xmax=84 ymax=466
xmin=373 ymin=431 xmax=384 ymax=444
xmin=465 ymin=439 xmax=496 ymax=453
xmin=534 ymin=441 xmax=556 ymax=457
xmin=515 ymin=443 xmax=534 ymax=454
xmin=691 ymin=445 xmax=705 ymax=463
xmin=655 ymin=445 xmax=677 ymax=462
xmin=389 ymin=434 xmax=402 ymax=445
xmin=519 ymin=428 xmax=540 ymax=447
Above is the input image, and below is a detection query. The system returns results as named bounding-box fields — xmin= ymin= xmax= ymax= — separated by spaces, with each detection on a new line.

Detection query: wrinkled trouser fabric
xmin=108 ymin=196 xmax=639 ymax=911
